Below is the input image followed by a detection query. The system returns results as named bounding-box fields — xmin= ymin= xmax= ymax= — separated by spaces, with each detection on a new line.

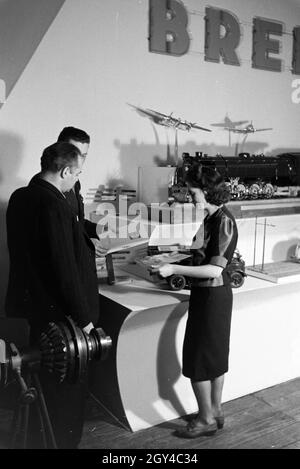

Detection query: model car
xmin=163 ymin=249 xmax=246 ymax=291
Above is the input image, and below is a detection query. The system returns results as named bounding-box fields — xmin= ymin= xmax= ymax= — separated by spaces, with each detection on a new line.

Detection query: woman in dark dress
xmin=158 ymin=164 xmax=238 ymax=438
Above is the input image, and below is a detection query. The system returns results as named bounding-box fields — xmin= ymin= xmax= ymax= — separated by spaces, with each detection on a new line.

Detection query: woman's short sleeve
xmin=208 ymin=215 xmax=235 ymax=268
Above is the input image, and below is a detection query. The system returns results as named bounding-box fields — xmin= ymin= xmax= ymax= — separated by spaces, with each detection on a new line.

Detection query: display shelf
xmin=97 ymin=265 xmax=298 ymax=309
xmin=245 ymin=260 xmax=300 ymax=283
xmin=227 ymin=197 xmax=300 ymax=219
xmin=145 ymin=198 xmax=300 ymax=223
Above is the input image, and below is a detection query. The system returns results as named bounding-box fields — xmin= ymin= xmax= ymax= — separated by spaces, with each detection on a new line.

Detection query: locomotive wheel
xmin=249 ymin=183 xmax=260 ymax=199
xmin=262 ymin=183 xmax=274 ymax=199
xmin=168 ymin=274 xmax=186 ymax=291
xmin=230 ymin=271 xmax=245 ymax=288
xmin=236 ymin=183 xmax=246 ymax=200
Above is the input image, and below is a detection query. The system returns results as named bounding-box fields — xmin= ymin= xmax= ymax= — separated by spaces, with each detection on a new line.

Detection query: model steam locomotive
xmin=169 ymin=152 xmax=300 ymax=202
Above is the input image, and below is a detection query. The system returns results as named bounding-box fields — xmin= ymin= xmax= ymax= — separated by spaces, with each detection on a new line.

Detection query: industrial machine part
xmin=0 ymin=317 xmax=112 ymax=448
xmin=0 ymin=316 xmax=112 ymax=386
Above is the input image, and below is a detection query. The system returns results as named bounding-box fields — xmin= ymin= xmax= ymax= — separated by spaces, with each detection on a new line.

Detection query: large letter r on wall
xmin=205 ymin=7 xmax=241 ymax=66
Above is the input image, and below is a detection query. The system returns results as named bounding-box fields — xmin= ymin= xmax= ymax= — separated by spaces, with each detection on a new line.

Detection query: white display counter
xmin=90 ymin=273 xmax=300 ymax=432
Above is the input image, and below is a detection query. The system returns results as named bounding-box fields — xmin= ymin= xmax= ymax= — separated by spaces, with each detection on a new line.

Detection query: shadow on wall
xmin=272 ymin=239 xmax=300 ymax=262
xmin=0 ymin=131 xmax=25 ymax=316
xmin=112 ymin=138 xmax=270 ymax=191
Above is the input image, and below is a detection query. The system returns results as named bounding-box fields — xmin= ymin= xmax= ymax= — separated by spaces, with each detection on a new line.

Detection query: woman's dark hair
xmin=185 ymin=164 xmax=231 ymax=206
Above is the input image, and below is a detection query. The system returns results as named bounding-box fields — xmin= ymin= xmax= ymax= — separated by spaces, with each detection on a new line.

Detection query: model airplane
xmin=211 ymin=115 xmax=249 ymax=129
xmin=225 ymin=122 xmax=273 ymax=134
xmin=128 ymin=103 xmax=211 ymax=132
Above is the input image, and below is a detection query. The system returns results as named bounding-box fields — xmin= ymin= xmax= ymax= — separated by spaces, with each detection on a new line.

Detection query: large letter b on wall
xmin=149 ymin=0 xmax=190 ymax=56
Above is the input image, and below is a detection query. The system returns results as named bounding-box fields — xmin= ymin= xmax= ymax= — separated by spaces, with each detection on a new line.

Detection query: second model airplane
xmin=225 ymin=122 xmax=273 ymax=134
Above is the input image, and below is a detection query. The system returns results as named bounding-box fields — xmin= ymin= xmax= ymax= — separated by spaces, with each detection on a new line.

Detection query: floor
xmin=79 ymin=377 xmax=300 ymax=449
xmin=1 ymin=377 xmax=300 ymax=449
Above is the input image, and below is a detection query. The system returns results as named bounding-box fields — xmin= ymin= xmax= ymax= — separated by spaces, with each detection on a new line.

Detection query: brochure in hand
xmin=135 ymin=251 xmax=192 ymax=270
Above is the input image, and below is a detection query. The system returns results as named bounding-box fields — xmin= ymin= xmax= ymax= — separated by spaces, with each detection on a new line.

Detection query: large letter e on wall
xmin=252 ymin=18 xmax=283 ymax=72
xmin=149 ymin=0 xmax=190 ymax=56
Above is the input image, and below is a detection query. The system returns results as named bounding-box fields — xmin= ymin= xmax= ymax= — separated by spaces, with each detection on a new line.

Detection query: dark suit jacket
xmin=5 ymin=176 xmax=100 ymax=332
xmin=65 ymin=180 xmax=98 ymax=239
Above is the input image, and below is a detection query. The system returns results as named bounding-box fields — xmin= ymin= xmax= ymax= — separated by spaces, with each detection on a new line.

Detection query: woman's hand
xmin=157 ymin=263 xmax=175 ymax=278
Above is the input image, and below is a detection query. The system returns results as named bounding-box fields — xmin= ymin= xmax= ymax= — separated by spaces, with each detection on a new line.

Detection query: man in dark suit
xmin=57 ymin=127 xmax=110 ymax=257
xmin=57 ymin=126 xmax=99 ymax=241
xmin=5 ymin=142 xmax=100 ymax=447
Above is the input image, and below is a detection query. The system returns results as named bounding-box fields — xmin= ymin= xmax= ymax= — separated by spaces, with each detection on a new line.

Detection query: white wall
xmin=1 ymin=0 xmax=300 ymax=312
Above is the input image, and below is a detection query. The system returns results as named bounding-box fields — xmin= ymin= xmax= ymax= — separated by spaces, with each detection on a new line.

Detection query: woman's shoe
xmin=174 ymin=421 xmax=217 ymax=439
xmin=215 ymin=415 xmax=225 ymax=429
